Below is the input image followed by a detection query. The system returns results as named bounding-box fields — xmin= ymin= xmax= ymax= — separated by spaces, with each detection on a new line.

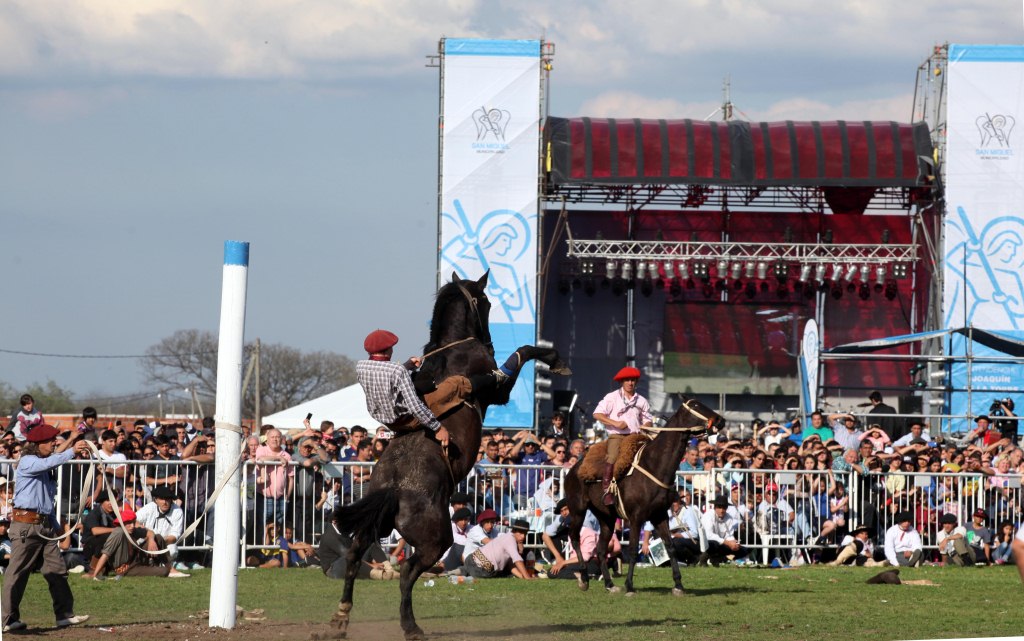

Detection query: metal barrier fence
xmin=1 ymin=458 xmax=1018 ymax=566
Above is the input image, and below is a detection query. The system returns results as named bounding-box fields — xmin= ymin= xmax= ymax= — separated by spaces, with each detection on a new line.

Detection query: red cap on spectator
xmin=25 ymin=423 xmax=60 ymax=443
xmin=118 ymin=509 xmax=136 ymax=524
xmin=363 ymin=329 xmax=399 ymax=354
xmin=613 ymin=366 xmax=642 ymax=381
xmin=765 ymin=483 xmax=779 ymax=493
xmin=476 ymin=509 xmax=498 ymax=524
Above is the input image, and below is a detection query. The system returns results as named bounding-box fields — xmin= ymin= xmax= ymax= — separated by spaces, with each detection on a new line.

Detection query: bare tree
xmin=142 ymin=330 xmax=356 ymax=417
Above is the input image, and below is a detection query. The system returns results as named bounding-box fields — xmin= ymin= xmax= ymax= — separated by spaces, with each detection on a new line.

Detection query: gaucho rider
xmin=593 ymin=367 xmax=653 ymax=505
xmin=356 ymin=329 xmax=529 ymax=446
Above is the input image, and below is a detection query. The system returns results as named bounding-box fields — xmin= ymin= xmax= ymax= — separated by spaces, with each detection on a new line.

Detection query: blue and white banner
xmin=943 ymin=44 xmax=1024 ymax=431
xmin=438 ymin=38 xmax=542 ymax=428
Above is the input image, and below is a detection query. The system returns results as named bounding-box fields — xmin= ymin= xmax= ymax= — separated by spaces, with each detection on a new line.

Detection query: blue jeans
xmin=263 ymin=496 xmax=287 ymax=526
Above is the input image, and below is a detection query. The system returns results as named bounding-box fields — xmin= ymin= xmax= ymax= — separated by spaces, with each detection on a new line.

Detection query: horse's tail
xmin=333 ymin=488 xmax=399 ymax=543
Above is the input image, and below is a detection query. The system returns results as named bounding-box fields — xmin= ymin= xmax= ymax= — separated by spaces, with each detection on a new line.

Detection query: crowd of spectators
xmin=1 ymin=392 xmax=1022 ymax=578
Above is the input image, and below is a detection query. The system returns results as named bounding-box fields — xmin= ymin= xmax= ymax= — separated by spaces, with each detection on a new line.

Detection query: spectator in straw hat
xmin=1 ymin=423 xmax=90 ymax=633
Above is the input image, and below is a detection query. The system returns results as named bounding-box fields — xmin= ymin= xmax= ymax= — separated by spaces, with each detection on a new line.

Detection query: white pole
xmin=209 ymin=240 xmax=249 ymax=629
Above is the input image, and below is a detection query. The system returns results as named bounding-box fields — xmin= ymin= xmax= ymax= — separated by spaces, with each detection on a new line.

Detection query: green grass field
xmin=4 ymin=564 xmax=1022 ymax=640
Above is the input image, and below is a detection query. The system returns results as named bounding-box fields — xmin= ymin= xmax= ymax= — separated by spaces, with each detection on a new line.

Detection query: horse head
xmin=427 ymin=271 xmax=493 ymax=349
xmin=667 ymin=397 xmax=725 ymax=436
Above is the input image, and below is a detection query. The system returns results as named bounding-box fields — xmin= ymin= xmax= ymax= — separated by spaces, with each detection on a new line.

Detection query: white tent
xmin=262 ymin=384 xmax=382 ymax=430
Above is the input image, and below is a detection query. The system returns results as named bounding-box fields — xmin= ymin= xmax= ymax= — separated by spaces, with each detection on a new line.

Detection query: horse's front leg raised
xmin=653 ymin=518 xmax=685 ymax=596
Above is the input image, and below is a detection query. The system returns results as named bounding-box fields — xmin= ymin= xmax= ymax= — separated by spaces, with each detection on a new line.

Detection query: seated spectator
xmin=700 ymin=495 xmax=748 ymax=566
xmin=82 ymin=489 xmax=120 ymax=565
xmin=462 ymin=509 xmax=500 ymax=562
xmin=666 ymin=490 xmax=702 ymax=565
xmin=0 ymin=517 xmax=10 ymax=573
xmin=318 ymin=512 xmax=396 ymax=580
xmin=442 ymin=507 xmax=473 ymax=572
xmin=280 ymin=525 xmax=318 ymax=568
xmin=883 ymin=510 xmax=923 ymax=567
xmin=136 ymin=485 xmax=184 ymax=566
xmin=963 ymin=508 xmax=993 ymax=564
xmin=463 ymin=519 xmax=536 ymax=579
xmin=247 ymin=523 xmax=287 ymax=568
xmin=828 ymin=524 xmax=873 ymax=566
xmin=87 ymin=509 xmax=189 ymax=579
xmin=936 ymin=513 xmax=970 ymax=566
xmin=541 ymin=498 xmax=571 ymax=567
xmin=994 ymin=520 xmax=1016 ymax=565
xmin=549 ymin=516 xmax=623 ymax=579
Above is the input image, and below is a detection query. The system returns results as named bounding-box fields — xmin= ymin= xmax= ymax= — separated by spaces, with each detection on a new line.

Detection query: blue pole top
xmin=223 ymin=241 xmax=250 ymax=266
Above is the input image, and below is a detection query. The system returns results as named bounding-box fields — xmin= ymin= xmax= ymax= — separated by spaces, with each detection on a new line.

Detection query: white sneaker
xmin=3 ymin=620 xmax=27 ymax=632
xmin=168 ymin=569 xmax=191 ymax=578
xmin=174 ymin=562 xmax=190 ymax=571
xmin=190 ymin=562 xmax=205 ymax=570
xmin=68 ymin=565 xmax=86 ymax=574
xmin=56 ymin=614 xmax=89 ymax=628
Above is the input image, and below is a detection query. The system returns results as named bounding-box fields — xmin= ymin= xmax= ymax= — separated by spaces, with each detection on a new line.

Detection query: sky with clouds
xmin=2 ymin=0 xmax=1021 ymax=404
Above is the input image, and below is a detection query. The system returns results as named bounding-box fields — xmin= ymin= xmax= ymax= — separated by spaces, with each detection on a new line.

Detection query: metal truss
xmin=566 ymin=239 xmax=920 ymax=265
xmin=542 ymin=183 xmax=928 ymax=212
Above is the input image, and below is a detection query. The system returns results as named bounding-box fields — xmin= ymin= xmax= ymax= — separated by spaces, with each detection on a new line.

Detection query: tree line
xmin=1 ymin=329 xmax=356 ymax=419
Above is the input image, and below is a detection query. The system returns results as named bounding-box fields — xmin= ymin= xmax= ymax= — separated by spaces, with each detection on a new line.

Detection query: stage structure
xmin=538 ymin=115 xmax=940 ymax=424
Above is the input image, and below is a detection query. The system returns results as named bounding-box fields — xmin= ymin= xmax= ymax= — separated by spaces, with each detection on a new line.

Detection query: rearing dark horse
xmin=331 ymin=272 xmax=568 ymax=640
xmin=564 ymin=398 xmax=723 ymax=596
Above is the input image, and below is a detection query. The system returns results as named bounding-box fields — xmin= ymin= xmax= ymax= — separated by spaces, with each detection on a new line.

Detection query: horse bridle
xmin=643 ymin=399 xmax=718 ymax=434
xmin=452 ymin=282 xmax=494 ymax=355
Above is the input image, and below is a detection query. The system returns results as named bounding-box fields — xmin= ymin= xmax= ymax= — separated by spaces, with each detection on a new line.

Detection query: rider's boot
xmin=601 ymin=463 xmax=615 ymax=506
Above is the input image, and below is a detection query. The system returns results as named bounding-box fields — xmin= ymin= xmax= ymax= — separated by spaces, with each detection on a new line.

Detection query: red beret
xmin=25 ymin=423 xmax=60 ymax=443
xmin=363 ymin=329 xmax=399 ymax=354
xmin=476 ymin=509 xmax=499 ymax=524
xmin=613 ymin=366 xmax=642 ymax=381
xmin=118 ymin=508 xmax=136 ymax=524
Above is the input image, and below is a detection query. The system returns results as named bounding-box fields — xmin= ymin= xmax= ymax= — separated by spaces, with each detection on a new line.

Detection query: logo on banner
xmin=975 ymin=113 xmax=1015 ymax=159
xmin=944 ymin=206 xmax=1024 ymax=330
xmin=441 ymin=199 xmax=536 ymax=324
xmin=471 ymin=107 xmax=512 ymax=153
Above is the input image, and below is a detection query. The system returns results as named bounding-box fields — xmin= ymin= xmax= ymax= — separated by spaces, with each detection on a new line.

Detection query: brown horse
xmin=563 ymin=398 xmax=723 ymax=596
xmin=331 ymin=272 xmax=568 ymax=640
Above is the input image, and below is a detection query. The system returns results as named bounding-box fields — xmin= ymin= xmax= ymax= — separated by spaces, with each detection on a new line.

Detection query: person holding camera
xmin=989 ymin=398 xmax=1018 ymax=445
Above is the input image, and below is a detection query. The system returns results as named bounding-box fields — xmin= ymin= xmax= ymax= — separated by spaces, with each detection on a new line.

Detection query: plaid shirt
xmin=356 ymin=359 xmax=442 ymax=431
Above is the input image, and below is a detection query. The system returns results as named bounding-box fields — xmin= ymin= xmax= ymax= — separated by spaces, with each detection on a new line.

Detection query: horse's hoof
xmin=672 ymin=587 xmax=686 ymax=597
xmin=550 ymin=361 xmax=572 ymax=375
xmin=607 ymin=585 xmax=621 ymax=593
xmin=625 ymin=591 xmax=637 ymax=598
xmin=404 ymin=626 xmax=425 ymax=641
xmin=329 ymin=602 xmax=351 ymax=634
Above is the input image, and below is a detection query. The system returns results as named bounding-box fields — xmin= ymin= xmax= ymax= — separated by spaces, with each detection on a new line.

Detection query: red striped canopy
xmin=544 ymin=117 xmax=933 ymax=188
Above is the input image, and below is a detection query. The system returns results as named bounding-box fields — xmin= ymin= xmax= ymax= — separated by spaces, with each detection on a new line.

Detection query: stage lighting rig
xmin=893 ymin=263 xmax=908 ymax=279
xmin=815 ymin=264 xmax=827 ymax=284
xmin=605 ymin=259 xmax=617 ymax=282
xmin=621 ymin=260 xmax=633 ymax=283
xmin=774 ymin=261 xmax=789 ymax=282
xmin=859 ymin=264 xmax=871 ymax=282
xmin=844 ymin=264 xmax=858 ymax=282
xmin=798 ymin=264 xmax=812 ymax=283
xmin=884 ymin=280 xmax=898 ymax=300
xmin=756 ymin=261 xmax=768 ymax=280
xmin=744 ymin=262 xmax=756 ymax=279
xmin=677 ymin=261 xmax=689 ymax=280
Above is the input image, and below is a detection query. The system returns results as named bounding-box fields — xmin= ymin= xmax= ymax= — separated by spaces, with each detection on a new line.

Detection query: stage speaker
xmin=898 ymin=395 xmax=922 ymax=416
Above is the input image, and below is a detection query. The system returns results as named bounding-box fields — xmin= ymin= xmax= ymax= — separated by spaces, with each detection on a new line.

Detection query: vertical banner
xmin=800 ymin=319 xmax=820 ymax=419
xmin=943 ymin=44 xmax=1024 ymax=432
xmin=439 ymin=39 xmax=542 ymax=428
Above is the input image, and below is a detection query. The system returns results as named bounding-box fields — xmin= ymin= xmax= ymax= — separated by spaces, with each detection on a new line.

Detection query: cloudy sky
xmin=2 ymin=0 xmax=1021 ymax=405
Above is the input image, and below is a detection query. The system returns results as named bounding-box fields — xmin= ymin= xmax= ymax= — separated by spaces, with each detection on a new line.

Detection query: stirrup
xmin=492 ymin=368 xmax=510 ymax=384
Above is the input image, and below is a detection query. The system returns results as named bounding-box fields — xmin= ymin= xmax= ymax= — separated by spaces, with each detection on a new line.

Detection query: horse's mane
xmin=424 ymin=280 xmax=469 ymax=353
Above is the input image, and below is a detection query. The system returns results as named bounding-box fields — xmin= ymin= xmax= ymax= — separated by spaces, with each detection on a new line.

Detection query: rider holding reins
xmin=356 ymin=329 xmax=527 ymax=448
xmin=593 ymin=367 xmax=653 ymax=505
